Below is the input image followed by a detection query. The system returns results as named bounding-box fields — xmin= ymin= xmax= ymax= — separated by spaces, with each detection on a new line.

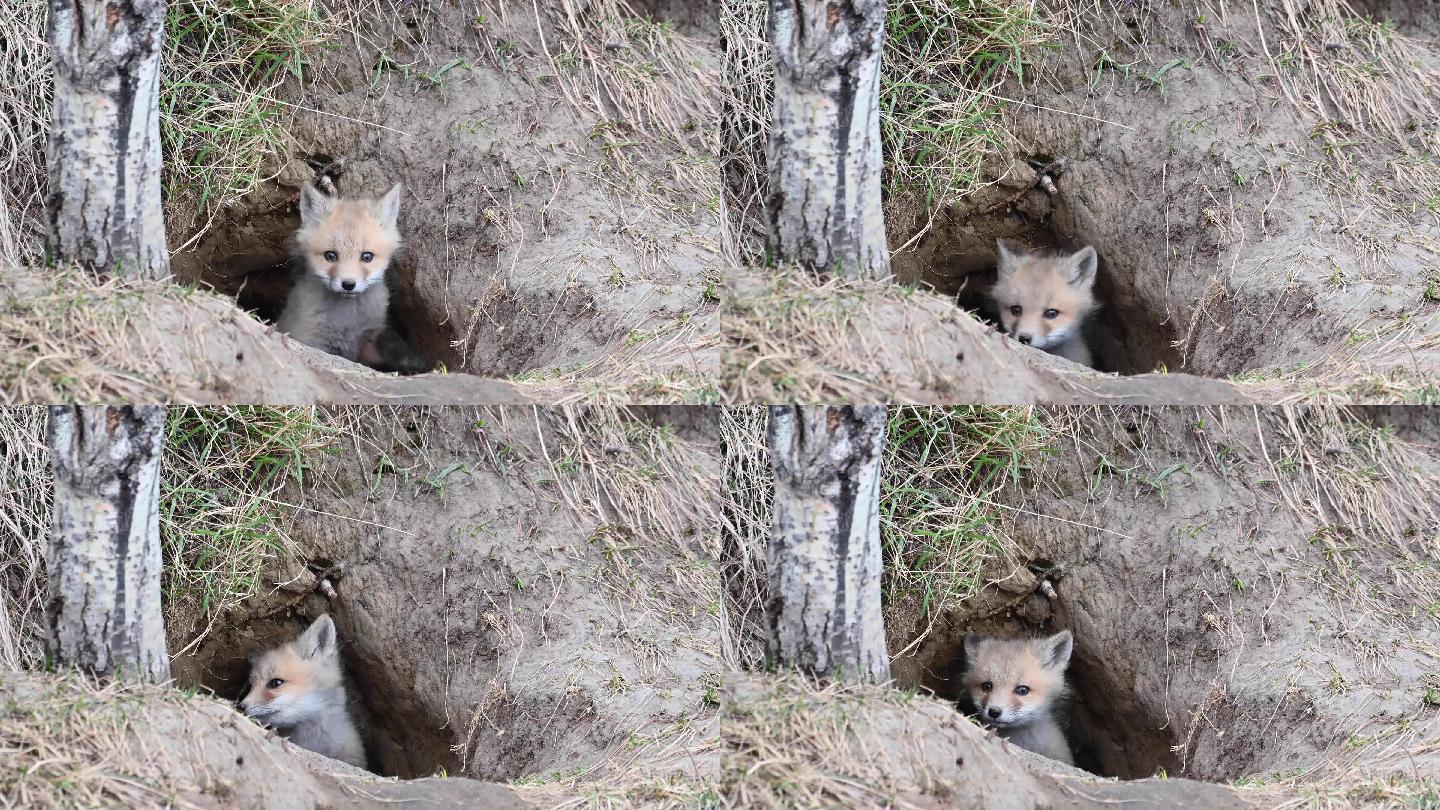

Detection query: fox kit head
xmin=296 ymin=184 xmax=403 ymax=296
xmin=239 ymin=614 xmax=344 ymax=730
xmin=992 ymin=241 xmax=1098 ymax=351
xmin=961 ymin=630 xmax=1072 ymax=730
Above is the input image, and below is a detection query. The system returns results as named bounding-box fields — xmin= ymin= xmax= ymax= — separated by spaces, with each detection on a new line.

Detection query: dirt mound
xmin=167 ymin=0 xmax=720 ymax=387
xmin=161 ymin=406 xmax=721 ymax=794
xmin=722 ymin=269 xmax=1270 ymax=404
xmin=722 ymin=674 xmax=1260 ymax=808
xmin=887 ymin=406 xmax=1440 ymax=795
xmin=0 ymin=671 xmax=533 ymax=809
xmin=0 ymin=264 xmax=533 ymax=404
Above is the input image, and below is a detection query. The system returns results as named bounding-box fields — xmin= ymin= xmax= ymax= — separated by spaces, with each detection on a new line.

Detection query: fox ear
xmin=375 ymin=184 xmax=403 ymax=227
xmin=1037 ymin=630 xmax=1073 ymax=671
xmin=963 ymin=633 xmax=988 ymax=657
xmin=995 ymin=239 xmax=1020 ymax=279
xmin=297 ymin=614 xmax=338 ymax=660
xmin=1067 ymin=246 xmax=1098 ymax=289
xmin=299 ymin=184 xmax=335 ymax=227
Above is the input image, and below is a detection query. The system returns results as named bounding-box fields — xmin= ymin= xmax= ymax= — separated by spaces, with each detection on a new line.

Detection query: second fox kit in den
xmin=278 ymin=184 xmax=402 ymax=365
xmin=960 ymin=630 xmax=1074 ymax=765
xmin=239 ymin=614 xmax=366 ymax=768
xmin=991 ymin=240 xmax=1099 ymax=368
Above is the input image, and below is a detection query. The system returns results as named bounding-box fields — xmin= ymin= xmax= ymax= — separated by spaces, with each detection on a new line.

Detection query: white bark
xmin=767 ymin=0 xmax=890 ymax=279
xmin=766 ymin=405 xmax=889 ymax=681
xmin=46 ymin=406 xmax=170 ymax=682
xmin=46 ymin=0 xmax=170 ymax=278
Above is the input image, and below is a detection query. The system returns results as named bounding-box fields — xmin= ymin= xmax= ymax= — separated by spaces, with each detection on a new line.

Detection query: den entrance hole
xmin=890 ymin=567 xmax=1180 ymax=780
xmin=181 ymin=605 xmax=462 ymax=779
xmin=893 ymin=160 xmax=1183 ymax=375
xmin=169 ymin=174 xmax=462 ymax=375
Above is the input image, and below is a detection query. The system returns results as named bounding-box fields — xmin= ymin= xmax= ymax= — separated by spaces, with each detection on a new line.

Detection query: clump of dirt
xmin=168 ymin=0 xmax=719 ymax=382
xmin=168 ymin=406 xmax=721 ymax=789
xmin=887 ymin=406 xmax=1440 ymax=789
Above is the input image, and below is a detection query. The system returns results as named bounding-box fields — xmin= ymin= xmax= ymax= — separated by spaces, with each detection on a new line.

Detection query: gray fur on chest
xmin=275 ymin=688 xmax=366 ymax=768
xmin=277 ymin=274 xmax=389 ymax=362
xmin=999 ymin=716 xmax=1073 ymax=765
xmin=1046 ymin=335 xmax=1093 ymax=368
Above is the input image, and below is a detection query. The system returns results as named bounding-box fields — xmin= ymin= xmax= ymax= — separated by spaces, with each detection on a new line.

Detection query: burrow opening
xmin=892 ymin=159 xmax=1184 ymax=376
xmin=889 ymin=562 xmax=1181 ymax=780
xmin=176 ymin=596 xmax=463 ymax=779
xmin=169 ymin=168 xmax=462 ymax=375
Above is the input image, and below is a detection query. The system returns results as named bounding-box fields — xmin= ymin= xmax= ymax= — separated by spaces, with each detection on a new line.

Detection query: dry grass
xmin=1253 ymin=404 xmax=1440 ymax=626
xmin=0 ymin=407 xmax=48 ymax=673
xmin=0 ymin=265 xmax=192 ymax=403
xmin=0 ymin=3 xmax=49 ymax=265
xmin=720 ymin=267 xmax=976 ymax=403
xmin=1254 ymin=0 xmax=1440 ymax=221
xmin=717 ymin=407 xmax=769 ymax=672
xmin=0 ymin=672 xmax=207 ymax=808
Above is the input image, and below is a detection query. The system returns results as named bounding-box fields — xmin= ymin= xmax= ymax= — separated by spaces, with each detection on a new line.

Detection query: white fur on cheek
xmin=1032 ymin=325 xmax=1072 ymax=349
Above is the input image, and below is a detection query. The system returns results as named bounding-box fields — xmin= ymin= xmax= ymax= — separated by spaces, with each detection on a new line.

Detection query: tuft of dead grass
xmin=0 ymin=406 xmax=48 ymax=673
xmin=1253 ymin=404 xmax=1440 ymax=626
xmin=0 ymin=672 xmax=213 ymax=807
xmin=0 ymin=3 xmax=50 ymax=265
xmin=717 ymin=406 xmax=769 ymax=672
xmin=1255 ymin=0 xmax=1440 ymax=221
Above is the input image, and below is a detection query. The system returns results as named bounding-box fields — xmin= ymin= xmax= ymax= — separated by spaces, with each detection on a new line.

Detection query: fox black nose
xmin=987 ymin=707 xmax=1002 ymax=719
xmin=1016 ymin=334 xmax=1032 ymax=345
xmin=341 ymin=280 xmax=356 ymax=291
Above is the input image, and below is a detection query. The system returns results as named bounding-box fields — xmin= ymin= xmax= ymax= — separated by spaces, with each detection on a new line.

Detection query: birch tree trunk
xmin=46 ymin=0 xmax=170 ymax=278
xmin=46 ymin=406 xmax=170 ymax=682
xmin=766 ymin=405 xmax=889 ymax=681
xmin=766 ymin=0 xmax=890 ymax=280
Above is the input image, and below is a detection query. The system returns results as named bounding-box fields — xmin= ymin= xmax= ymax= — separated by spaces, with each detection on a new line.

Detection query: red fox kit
xmin=239 ymin=614 xmax=366 ymax=769
xmin=277 ymin=184 xmax=403 ymax=365
xmin=992 ymin=241 xmax=1098 ymax=368
xmin=960 ymin=630 xmax=1074 ymax=765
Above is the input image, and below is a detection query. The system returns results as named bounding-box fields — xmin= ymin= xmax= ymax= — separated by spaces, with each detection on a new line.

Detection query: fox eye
xmin=360 ymin=251 xmax=374 ymax=263
xmin=323 ymin=250 xmax=338 ymax=262
xmin=1014 ymin=685 xmax=1030 ymax=696
xmin=980 ymin=681 xmax=993 ymax=692
xmin=1009 ymin=305 xmax=1022 ymax=316
xmin=1042 ymin=308 xmax=1059 ymax=320
xmin=266 ymin=678 xmax=284 ymax=690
